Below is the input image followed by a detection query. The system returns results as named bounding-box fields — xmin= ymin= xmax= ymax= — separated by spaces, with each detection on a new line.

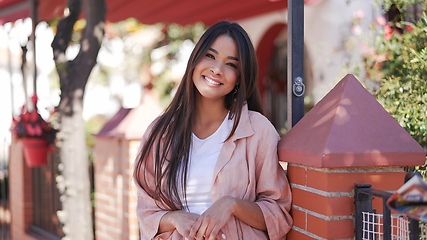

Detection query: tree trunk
xmin=51 ymin=0 xmax=106 ymax=239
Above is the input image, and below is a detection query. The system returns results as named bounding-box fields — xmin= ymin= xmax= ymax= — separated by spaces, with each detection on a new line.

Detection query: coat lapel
xmin=212 ymin=104 xmax=254 ymax=184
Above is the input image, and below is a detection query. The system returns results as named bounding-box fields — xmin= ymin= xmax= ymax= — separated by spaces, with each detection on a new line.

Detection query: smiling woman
xmin=133 ymin=21 xmax=293 ymax=240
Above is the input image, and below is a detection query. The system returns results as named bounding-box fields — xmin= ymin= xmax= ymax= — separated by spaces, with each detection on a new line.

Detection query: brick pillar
xmin=94 ymin=137 xmax=141 ymax=240
xmin=279 ymin=74 xmax=426 ymax=239
xmin=9 ymin=137 xmax=38 ymax=240
xmin=94 ymin=94 xmax=162 ymax=240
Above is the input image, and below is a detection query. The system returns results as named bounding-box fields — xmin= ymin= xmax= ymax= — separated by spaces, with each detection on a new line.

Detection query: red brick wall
xmin=93 ymin=137 xmax=140 ymax=240
xmin=286 ymin=164 xmax=406 ymax=239
xmin=9 ymin=137 xmax=38 ymax=240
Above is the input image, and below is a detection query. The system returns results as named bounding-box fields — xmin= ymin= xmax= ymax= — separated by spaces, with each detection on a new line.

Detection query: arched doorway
xmin=257 ymin=23 xmax=313 ymax=135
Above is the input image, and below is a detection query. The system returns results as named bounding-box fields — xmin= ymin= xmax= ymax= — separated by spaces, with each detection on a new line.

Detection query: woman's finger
xmin=195 ymin=220 xmax=209 ymax=240
xmin=206 ymin=226 xmax=224 ymax=240
xmin=188 ymin=219 xmax=202 ymax=240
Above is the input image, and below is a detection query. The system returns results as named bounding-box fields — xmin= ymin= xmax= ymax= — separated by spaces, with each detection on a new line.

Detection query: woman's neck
xmin=192 ymin=98 xmax=228 ymax=139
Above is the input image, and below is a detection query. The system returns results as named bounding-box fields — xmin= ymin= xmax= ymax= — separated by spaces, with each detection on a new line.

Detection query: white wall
xmin=239 ymin=0 xmax=382 ymax=104
xmin=304 ymin=0 xmax=382 ymax=102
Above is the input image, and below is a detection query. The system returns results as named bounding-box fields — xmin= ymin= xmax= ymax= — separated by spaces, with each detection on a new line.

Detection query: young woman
xmin=134 ymin=21 xmax=292 ymax=240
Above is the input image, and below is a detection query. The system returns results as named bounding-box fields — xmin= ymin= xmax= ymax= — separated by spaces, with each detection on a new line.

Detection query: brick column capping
xmin=278 ymin=74 xmax=426 ymax=239
xmin=93 ymin=94 xmax=162 ymax=240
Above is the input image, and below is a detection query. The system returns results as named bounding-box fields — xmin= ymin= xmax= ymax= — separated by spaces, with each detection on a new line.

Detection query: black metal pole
xmin=7 ymin=28 xmax=15 ymax=116
xmin=21 ymin=44 xmax=29 ymax=108
xmin=382 ymin=198 xmax=391 ymax=240
xmin=405 ymin=172 xmax=421 ymax=239
xmin=409 ymin=218 xmax=420 ymax=240
xmin=354 ymin=184 xmax=373 ymax=240
xmin=30 ymin=0 xmax=37 ymax=95
xmin=287 ymin=0 xmax=305 ymax=128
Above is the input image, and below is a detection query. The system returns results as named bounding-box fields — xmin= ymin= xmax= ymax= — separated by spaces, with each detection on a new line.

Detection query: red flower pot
xmin=21 ymin=138 xmax=49 ymax=167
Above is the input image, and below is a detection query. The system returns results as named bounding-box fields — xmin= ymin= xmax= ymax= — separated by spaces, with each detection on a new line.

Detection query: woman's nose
xmin=210 ymin=62 xmax=223 ymax=75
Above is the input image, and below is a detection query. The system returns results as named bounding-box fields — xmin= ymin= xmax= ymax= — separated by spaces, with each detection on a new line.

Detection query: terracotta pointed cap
xmin=278 ymin=74 xmax=425 ymax=168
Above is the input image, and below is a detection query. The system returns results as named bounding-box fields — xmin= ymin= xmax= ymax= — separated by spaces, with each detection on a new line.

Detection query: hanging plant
xmin=11 ymin=94 xmax=58 ymax=167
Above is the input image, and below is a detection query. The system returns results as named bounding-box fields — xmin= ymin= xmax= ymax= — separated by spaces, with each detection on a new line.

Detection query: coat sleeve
xmin=135 ymin=185 xmax=170 ymax=239
xmin=252 ymin=116 xmax=293 ymax=240
xmin=134 ymin=121 xmax=182 ymax=240
xmin=135 ymin=184 xmax=183 ymax=240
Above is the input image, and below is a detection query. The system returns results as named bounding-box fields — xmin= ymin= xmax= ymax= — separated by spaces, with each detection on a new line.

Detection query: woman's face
xmin=193 ymin=35 xmax=240 ymax=103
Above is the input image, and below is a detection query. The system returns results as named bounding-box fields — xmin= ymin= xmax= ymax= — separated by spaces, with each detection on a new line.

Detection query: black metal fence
xmin=354 ymin=184 xmax=422 ymax=239
xmin=0 ymin=136 xmax=10 ymax=240
xmin=31 ymin=149 xmax=64 ymax=239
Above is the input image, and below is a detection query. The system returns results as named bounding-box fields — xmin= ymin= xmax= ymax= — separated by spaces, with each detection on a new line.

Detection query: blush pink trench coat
xmin=134 ymin=104 xmax=293 ymax=240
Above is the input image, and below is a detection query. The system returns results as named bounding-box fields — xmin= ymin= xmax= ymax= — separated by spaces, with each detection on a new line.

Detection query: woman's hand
xmin=159 ymin=210 xmax=199 ymax=238
xmin=188 ymin=195 xmax=267 ymax=240
xmin=188 ymin=196 xmax=234 ymax=240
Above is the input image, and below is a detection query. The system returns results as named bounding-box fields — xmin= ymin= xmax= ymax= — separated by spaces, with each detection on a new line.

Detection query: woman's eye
xmin=227 ymin=62 xmax=238 ymax=69
xmin=206 ymin=53 xmax=215 ymax=59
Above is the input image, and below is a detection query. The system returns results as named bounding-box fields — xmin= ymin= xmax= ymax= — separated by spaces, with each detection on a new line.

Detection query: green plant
xmin=364 ymin=0 xmax=427 ymax=175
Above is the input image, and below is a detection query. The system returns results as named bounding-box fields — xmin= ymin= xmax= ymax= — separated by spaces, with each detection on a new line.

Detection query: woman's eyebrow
xmin=208 ymin=47 xmax=239 ymax=61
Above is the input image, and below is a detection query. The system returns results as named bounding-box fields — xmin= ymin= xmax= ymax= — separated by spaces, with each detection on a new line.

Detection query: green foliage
xmin=101 ymin=21 xmax=206 ymax=107
xmin=365 ymin=1 xmax=427 ymax=175
xmin=381 ymin=0 xmax=425 ymax=12
xmin=150 ymin=23 xmax=206 ymax=105
xmin=370 ymin=12 xmax=427 ymax=149
xmin=85 ymin=115 xmax=107 ymax=148
xmin=85 ymin=115 xmax=108 ymax=163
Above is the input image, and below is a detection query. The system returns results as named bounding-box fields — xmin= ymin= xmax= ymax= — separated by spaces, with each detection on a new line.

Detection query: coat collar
xmin=212 ymin=104 xmax=255 ymax=186
xmin=230 ymin=103 xmax=255 ymax=142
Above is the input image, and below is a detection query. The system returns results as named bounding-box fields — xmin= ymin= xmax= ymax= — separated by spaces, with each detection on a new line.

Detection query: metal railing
xmin=31 ymin=149 xmax=64 ymax=239
xmin=0 ymin=136 xmax=10 ymax=240
xmin=354 ymin=184 xmax=426 ymax=239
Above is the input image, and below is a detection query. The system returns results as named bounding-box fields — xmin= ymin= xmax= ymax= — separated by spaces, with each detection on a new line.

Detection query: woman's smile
xmin=203 ymin=75 xmax=222 ymax=86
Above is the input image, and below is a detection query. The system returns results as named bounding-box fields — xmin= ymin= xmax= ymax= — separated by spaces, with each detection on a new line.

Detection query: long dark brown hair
xmin=134 ymin=21 xmax=263 ymax=210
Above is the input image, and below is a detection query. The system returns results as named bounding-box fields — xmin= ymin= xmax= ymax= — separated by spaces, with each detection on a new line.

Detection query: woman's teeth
xmin=205 ymin=77 xmax=220 ymax=85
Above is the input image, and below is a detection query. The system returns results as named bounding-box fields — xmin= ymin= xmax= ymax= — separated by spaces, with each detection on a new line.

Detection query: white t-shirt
xmin=185 ymin=114 xmax=232 ymax=215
